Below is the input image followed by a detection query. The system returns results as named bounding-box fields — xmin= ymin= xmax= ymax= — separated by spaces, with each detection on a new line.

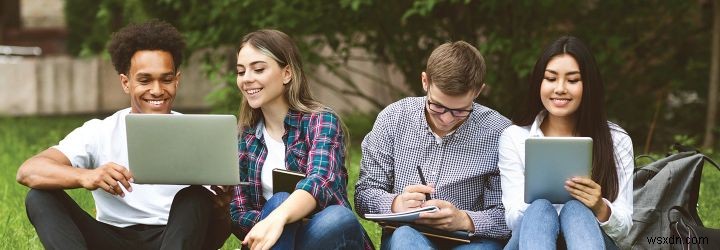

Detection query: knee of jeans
xmin=530 ymin=199 xmax=552 ymax=208
xmin=527 ymin=199 xmax=554 ymax=213
xmin=563 ymin=200 xmax=588 ymax=212
xmin=564 ymin=199 xmax=584 ymax=208
xmin=315 ymin=205 xmax=361 ymax=231
xmin=383 ymin=226 xmax=424 ymax=249
xmin=559 ymin=200 xmax=591 ymax=218
xmin=391 ymin=226 xmax=421 ymax=239
xmin=264 ymin=192 xmax=290 ymax=210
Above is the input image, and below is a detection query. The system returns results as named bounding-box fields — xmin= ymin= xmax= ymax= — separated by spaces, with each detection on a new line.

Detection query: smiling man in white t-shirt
xmin=16 ymin=20 xmax=230 ymax=249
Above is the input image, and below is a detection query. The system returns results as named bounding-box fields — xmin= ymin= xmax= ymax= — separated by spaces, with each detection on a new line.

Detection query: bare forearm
xmin=270 ymin=189 xmax=317 ymax=224
xmin=17 ymin=156 xmax=83 ymax=189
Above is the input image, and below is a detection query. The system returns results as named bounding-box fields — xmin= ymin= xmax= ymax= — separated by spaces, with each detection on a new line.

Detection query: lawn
xmin=1 ymin=115 xmax=718 ymax=249
xmin=0 ymin=115 xmax=380 ymax=249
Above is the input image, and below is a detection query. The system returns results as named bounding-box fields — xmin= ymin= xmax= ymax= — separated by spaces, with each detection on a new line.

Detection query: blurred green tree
xmin=65 ymin=0 xmax=716 ymax=151
xmin=703 ymin=0 xmax=720 ymax=149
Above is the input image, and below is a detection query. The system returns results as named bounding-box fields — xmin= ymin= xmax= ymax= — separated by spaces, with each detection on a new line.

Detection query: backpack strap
xmin=703 ymin=155 xmax=720 ymax=171
xmin=671 ymin=143 xmax=719 ymax=171
xmin=668 ymin=206 xmax=701 ymax=250
xmin=635 ymin=155 xmax=658 ymax=162
xmin=672 ymin=143 xmax=699 ymax=153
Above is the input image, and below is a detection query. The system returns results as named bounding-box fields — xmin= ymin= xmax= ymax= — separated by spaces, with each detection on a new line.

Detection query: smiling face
xmin=540 ymin=54 xmax=583 ymax=120
xmin=121 ymin=50 xmax=179 ymax=114
xmin=236 ymin=45 xmax=291 ymax=110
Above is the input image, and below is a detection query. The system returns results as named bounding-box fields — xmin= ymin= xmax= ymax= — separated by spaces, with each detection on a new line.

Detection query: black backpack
xmin=619 ymin=145 xmax=719 ymax=249
xmin=667 ymin=205 xmax=720 ymax=249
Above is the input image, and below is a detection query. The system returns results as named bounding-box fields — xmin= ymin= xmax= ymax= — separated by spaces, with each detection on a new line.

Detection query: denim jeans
xmin=381 ymin=225 xmax=504 ymax=250
xmin=260 ymin=192 xmax=365 ymax=250
xmin=504 ymin=199 xmax=614 ymax=250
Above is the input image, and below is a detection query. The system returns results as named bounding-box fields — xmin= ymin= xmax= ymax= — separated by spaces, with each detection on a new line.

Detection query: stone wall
xmin=3 ymin=0 xmax=410 ymax=116
xmin=0 ymin=55 xmax=219 ymax=115
xmin=0 ymin=51 xmax=408 ymax=116
xmin=20 ymin=0 xmax=66 ymax=29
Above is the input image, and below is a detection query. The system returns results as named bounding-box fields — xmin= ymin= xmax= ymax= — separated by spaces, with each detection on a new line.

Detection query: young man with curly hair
xmin=17 ymin=20 xmax=230 ymax=249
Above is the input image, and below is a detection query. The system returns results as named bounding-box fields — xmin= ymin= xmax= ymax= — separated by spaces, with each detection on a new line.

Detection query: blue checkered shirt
xmin=354 ymin=96 xmax=512 ymax=239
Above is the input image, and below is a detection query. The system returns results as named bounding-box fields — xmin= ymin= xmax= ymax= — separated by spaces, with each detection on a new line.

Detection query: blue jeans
xmin=504 ymin=199 xmax=615 ymax=250
xmin=381 ymin=225 xmax=504 ymax=250
xmin=260 ymin=192 xmax=365 ymax=250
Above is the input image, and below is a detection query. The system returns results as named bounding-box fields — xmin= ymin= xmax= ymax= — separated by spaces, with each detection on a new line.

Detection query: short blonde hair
xmin=425 ymin=41 xmax=486 ymax=95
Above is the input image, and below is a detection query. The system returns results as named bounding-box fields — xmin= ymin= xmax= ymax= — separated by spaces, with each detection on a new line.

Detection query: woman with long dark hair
xmin=499 ymin=36 xmax=634 ymax=249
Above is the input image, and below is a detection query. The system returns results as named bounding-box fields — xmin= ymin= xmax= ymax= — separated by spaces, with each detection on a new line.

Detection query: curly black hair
xmin=107 ymin=19 xmax=185 ymax=75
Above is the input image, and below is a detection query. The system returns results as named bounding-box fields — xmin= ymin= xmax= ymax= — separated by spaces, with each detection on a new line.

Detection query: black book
xmin=272 ymin=168 xmax=305 ymax=194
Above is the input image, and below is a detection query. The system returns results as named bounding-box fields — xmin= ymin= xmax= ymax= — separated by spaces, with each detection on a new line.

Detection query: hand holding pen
xmin=416 ymin=165 xmax=433 ymax=201
xmin=390 ymin=166 xmax=435 ymax=213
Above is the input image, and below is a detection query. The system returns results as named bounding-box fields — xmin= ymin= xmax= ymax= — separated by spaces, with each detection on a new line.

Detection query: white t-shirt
xmin=52 ymin=108 xmax=186 ymax=227
xmin=260 ymin=126 xmax=287 ymax=200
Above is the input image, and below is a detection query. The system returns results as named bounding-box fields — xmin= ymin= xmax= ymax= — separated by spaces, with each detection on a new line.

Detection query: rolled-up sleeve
xmin=295 ymin=112 xmax=348 ymax=209
xmin=230 ymin=186 xmax=260 ymax=234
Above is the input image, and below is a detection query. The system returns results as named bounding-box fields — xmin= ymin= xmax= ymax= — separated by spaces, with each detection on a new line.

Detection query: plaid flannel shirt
xmin=230 ymin=109 xmax=373 ymax=249
xmin=355 ymin=97 xmax=512 ymax=239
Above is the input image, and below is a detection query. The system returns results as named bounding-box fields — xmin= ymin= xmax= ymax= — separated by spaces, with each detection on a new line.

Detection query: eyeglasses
xmin=426 ymin=99 xmax=473 ymax=117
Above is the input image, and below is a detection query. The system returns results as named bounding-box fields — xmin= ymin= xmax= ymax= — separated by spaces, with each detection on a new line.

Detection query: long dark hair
xmin=515 ymin=36 xmax=619 ymax=201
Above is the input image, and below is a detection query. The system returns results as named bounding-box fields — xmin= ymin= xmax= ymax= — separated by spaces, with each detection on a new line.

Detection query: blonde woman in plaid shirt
xmin=230 ymin=29 xmax=372 ymax=250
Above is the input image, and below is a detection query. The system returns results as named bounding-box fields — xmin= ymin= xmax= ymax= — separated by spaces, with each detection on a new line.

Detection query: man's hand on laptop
xmin=79 ymin=162 xmax=133 ymax=197
xmin=210 ymin=185 xmax=232 ymax=219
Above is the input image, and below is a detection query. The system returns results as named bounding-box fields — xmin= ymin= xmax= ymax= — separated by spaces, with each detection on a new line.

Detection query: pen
xmin=416 ymin=166 xmax=432 ymax=201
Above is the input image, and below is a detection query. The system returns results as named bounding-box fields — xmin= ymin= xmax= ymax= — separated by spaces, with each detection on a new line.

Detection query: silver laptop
xmin=524 ymin=137 xmax=592 ymax=204
xmin=126 ymin=114 xmax=240 ymax=185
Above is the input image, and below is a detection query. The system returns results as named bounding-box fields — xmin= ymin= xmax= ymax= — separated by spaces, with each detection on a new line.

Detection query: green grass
xmin=699 ymin=164 xmax=720 ymax=227
xmin=0 ymin=115 xmax=380 ymax=249
xmin=1 ymin=115 xmax=719 ymax=249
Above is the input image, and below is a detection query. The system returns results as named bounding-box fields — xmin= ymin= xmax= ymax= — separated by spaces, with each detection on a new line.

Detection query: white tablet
xmin=524 ymin=137 xmax=592 ymax=204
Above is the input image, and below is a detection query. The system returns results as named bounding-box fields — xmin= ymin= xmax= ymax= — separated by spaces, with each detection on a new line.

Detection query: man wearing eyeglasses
xmin=355 ymin=41 xmax=511 ymax=249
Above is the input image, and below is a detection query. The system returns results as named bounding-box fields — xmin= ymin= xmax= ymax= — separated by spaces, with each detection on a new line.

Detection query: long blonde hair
xmin=237 ymin=29 xmax=349 ymax=151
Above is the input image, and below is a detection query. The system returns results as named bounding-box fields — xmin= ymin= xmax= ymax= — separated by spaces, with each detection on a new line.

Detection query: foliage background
xmin=65 ymin=0 xmax=719 ymax=153
xmin=4 ymin=0 xmax=716 ymax=248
